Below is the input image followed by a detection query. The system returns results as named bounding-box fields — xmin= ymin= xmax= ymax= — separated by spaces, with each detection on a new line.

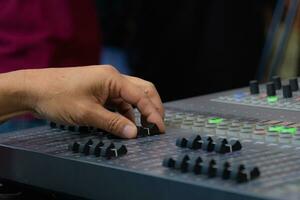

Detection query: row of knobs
xmin=162 ymin=155 xmax=260 ymax=183
xmin=176 ymin=135 xmax=242 ymax=154
xmin=250 ymin=76 xmax=299 ymax=98
xmin=69 ymin=139 xmax=127 ymax=159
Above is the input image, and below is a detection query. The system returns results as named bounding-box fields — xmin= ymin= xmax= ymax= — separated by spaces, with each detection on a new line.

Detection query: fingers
xmin=108 ymin=98 xmax=135 ymax=123
xmin=84 ymin=103 xmax=137 ymax=138
xmin=122 ymin=75 xmax=165 ymax=118
xmin=118 ymin=77 xmax=165 ymax=133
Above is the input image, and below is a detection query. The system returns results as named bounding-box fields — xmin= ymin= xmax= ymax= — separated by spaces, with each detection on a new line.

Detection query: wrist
xmin=0 ymin=70 xmax=34 ymax=113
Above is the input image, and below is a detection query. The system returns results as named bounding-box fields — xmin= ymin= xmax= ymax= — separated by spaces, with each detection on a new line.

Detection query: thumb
xmin=85 ymin=104 xmax=137 ymax=138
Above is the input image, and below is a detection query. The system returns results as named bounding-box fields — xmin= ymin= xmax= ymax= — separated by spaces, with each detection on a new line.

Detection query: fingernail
xmin=122 ymin=125 xmax=136 ymax=138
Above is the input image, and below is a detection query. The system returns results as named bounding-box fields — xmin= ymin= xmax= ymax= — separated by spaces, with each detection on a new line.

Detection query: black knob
xmin=289 ymin=78 xmax=299 ymax=91
xmin=282 ymin=84 xmax=293 ymax=98
xmin=229 ymin=139 xmax=242 ymax=151
xmin=176 ymin=137 xmax=188 ymax=148
xmin=272 ymin=76 xmax=282 ymax=90
xmin=162 ymin=157 xmax=176 ymax=168
xmin=187 ymin=156 xmax=203 ymax=174
xmin=249 ymin=80 xmax=259 ymax=94
xmin=174 ymin=154 xmax=190 ymax=172
xmin=266 ymin=82 xmax=276 ymax=96
xmin=49 ymin=121 xmax=56 ymax=128
xmin=186 ymin=135 xmax=202 ymax=149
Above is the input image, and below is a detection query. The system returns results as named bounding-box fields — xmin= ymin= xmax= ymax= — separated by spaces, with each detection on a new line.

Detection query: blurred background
xmin=97 ymin=0 xmax=300 ymax=101
xmin=0 ymin=0 xmax=300 ymax=131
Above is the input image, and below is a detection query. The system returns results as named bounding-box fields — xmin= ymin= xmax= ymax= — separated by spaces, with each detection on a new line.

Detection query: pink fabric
xmin=0 ymin=0 xmax=101 ymax=73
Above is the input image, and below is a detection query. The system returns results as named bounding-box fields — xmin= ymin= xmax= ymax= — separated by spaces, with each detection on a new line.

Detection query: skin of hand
xmin=0 ymin=65 xmax=165 ymax=138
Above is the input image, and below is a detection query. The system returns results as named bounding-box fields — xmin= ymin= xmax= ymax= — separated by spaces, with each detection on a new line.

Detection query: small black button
xmin=50 ymin=122 xmax=56 ymax=128
xmin=215 ymin=138 xmax=230 ymax=154
xmin=249 ymin=80 xmax=259 ymax=94
xmin=100 ymin=142 xmax=115 ymax=158
xmin=202 ymin=159 xmax=217 ymax=177
xmin=289 ymin=78 xmax=299 ymax=91
xmin=176 ymin=137 xmax=188 ymax=148
xmin=187 ymin=135 xmax=202 ymax=149
xmin=78 ymin=126 xmax=90 ymax=133
xmin=137 ymin=126 xmax=149 ymax=137
xmin=69 ymin=141 xmax=81 ymax=153
xmin=90 ymin=141 xmax=104 ymax=157
xmin=202 ymin=136 xmax=215 ymax=152
xmin=229 ymin=139 xmax=242 ymax=151
xmin=59 ymin=124 xmax=66 ymax=130
xmin=282 ymin=84 xmax=293 ymax=98
xmin=68 ymin=126 xmax=76 ymax=132
xmin=250 ymin=167 xmax=260 ymax=180
xmin=174 ymin=155 xmax=190 ymax=172
xmin=272 ymin=76 xmax=282 ymax=90
xmin=266 ymin=82 xmax=276 ymax=96
xmin=221 ymin=161 xmax=231 ymax=180
xmin=110 ymin=143 xmax=127 ymax=157
xmin=187 ymin=156 xmax=203 ymax=174
xmin=162 ymin=157 xmax=176 ymax=168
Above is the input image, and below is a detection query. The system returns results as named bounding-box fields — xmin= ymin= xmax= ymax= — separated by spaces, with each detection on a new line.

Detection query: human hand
xmin=21 ymin=65 xmax=165 ymax=138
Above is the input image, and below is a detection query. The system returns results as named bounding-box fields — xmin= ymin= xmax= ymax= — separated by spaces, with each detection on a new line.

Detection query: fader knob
xmin=266 ymin=82 xmax=276 ymax=96
xmin=289 ymin=78 xmax=299 ymax=91
xmin=282 ymin=84 xmax=292 ymax=98
xmin=249 ymin=80 xmax=259 ymax=94
xmin=272 ymin=76 xmax=282 ymax=90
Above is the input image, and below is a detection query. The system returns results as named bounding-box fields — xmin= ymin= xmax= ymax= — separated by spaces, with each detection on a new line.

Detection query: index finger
xmin=117 ymin=77 xmax=165 ymax=133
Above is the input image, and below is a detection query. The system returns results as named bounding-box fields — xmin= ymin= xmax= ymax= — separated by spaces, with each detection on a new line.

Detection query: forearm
xmin=0 ymin=70 xmax=32 ymax=122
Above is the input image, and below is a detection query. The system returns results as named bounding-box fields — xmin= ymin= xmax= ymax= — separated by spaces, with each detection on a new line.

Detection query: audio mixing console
xmin=0 ymin=76 xmax=300 ymax=200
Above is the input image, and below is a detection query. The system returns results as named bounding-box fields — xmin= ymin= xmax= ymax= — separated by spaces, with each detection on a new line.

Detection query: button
xmin=137 ymin=123 xmax=161 ymax=137
xmin=176 ymin=137 xmax=188 ymax=148
xmin=282 ymin=84 xmax=293 ymax=98
xmin=229 ymin=139 xmax=242 ymax=151
xmin=186 ymin=135 xmax=202 ymax=149
xmin=231 ymin=164 xmax=249 ymax=183
xmin=78 ymin=126 xmax=90 ymax=133
xmin=68 ymin=126 xmax=76 ymax=132
xmin=162 ymin=157 xmax=176 ymax=168
xmin=202 ymin=136 xmax=215 ymax=152
xmin=174 ymin=155 xmax=190 ymax=172
xmin=69 ymin=141 xmax=81 ymax=153
xmin=220 ymin=161 xmax=231 ymax=179
xmin=90 ymin=141 xmax=104 ymax=157
xmin=250 ymin=167 xmax=260 ymax=180
xmin=110 ymin=143 xmax=127 ymax=157
xmin=272 ymin=76 xmax=282 ymax=90
xmin=187 ymin=156 xmax=203 ymax=174
xmin=49 ymin=122 xmax=56 ymax=128
xmin=249 ymin=80 xmax=259 ymax=94
xmin=202 ymin=159 xmax=217 ymax=177
xmin=144 ymin=123 xmax=161 ymax=135
xmin=78 ymin=139 xmax=94 ymax=155
xmin=215 ymin=138 xmax=231 ymax=154
xmin=289 ymin=78 xmax=299 ymax=91
xmin=100 ymin=142 xmax=115 ymax=158
xmin=266 ymin=82 xmax=276 ymax=96
xmin=59 ymin=124 xmax=66 ymax=130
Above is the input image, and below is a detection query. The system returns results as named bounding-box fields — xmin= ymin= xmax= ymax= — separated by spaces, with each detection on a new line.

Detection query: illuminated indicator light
xmin=268 ymin=126 xmax=284 ymax=132
xmin=268 ymin=126 xmax=297 ymax=135
xmin=208 ymin=118 xmax=224 ymax=124
xmin=281 ymin=127 xmax=297 ymax=135
xmin=267 ymin=96 xmax=278 ymax=103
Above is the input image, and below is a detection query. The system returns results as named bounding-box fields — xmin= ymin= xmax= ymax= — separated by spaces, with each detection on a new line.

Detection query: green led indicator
xmin=268 ymin=125 xmax=284 ymax=132
xmin=268 ymin=126 xmax=297 ymax=135
xmin=281 ymin=127 xmax=297 ymax=135
xmin=267 ymin=96 xmax=278 ymax=103
xmin=208 ymin=117 xmax=224 ymax=124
